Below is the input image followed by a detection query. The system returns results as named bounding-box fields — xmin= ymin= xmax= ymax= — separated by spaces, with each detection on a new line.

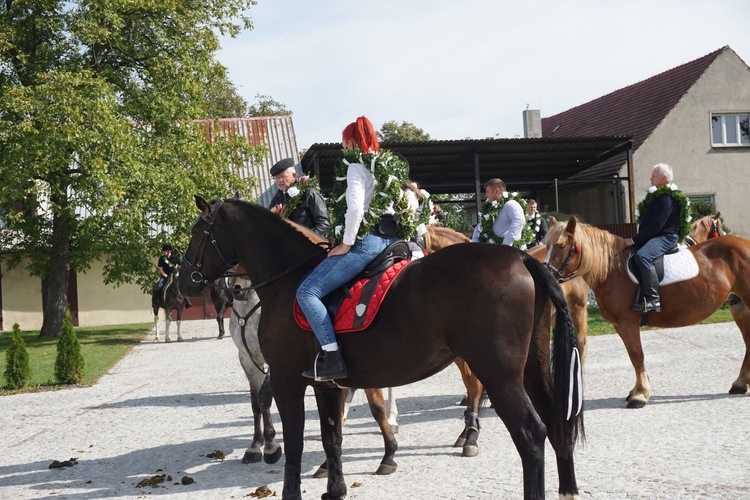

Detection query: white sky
xmin=217 ymin=0 xmax=750 ymax=150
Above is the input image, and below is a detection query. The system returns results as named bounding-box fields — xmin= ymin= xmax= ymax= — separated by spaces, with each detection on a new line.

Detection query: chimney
xmin=523 ymin=109 xmax=542 ymax=138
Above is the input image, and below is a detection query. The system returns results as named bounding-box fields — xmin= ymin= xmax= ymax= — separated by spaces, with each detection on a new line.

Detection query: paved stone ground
xmin=1 ymin=319 xmax=749 ymax=499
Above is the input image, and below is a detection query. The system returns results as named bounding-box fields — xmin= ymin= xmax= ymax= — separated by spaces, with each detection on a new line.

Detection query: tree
xmin=0 ymin=1 xmax=264 ymax=338
xmin=377 ymin=121 xmax=431 ymax=143
xmin=54 ymin=311 xmax=85 ymax=385
xmin=248 ymin=93 xmax=292 ymax=117
xmin=203 ymin=77 xmax=250 ymax=119
xmin=4 ymin=323 xmax=31 ymax=390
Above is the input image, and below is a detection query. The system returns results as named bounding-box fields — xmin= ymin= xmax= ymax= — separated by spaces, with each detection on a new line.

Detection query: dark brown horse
xmin=545 ymin=216 xmax=750 ymax=408
xmin=180 ymin=197 xmax=583 ymax=500
xmin=424 ymin=225 xmax=591 ymax=458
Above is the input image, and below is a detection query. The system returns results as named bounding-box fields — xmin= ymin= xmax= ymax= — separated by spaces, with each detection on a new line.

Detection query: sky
xmin=216 ymin=0 xmax=750 ymax=150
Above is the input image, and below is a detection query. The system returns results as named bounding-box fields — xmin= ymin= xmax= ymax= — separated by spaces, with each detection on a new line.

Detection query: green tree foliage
xmin=54 ymin=312 xmax=85 ymax=385
xmin=378 ymin=121 xmax=431 ymax=143
xmin=203 ymin=78 xmax=250 ymax=119
xmin=0 ymin=1 xmax=264 ymax=338
xmin=4 ymin=323 xmax=31 ymax=389
xmin=248 ymin=93 xmax=292 ymax=117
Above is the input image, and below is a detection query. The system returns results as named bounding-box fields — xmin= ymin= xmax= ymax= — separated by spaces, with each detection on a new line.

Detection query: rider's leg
xmin=631 ymin=234 xmax=678 ymax=312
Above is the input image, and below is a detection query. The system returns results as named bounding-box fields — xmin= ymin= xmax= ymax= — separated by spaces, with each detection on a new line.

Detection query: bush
xmin=54 ymin=312 xmax=85 ymax=385
xmin=4 ymin=323 xmax=31 ymax=389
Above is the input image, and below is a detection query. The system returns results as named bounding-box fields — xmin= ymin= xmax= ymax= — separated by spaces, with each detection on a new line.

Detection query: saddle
xmin=626 ymin=246 xmax=699 ymax=286
xmin=294 ymin=241 xmax=411 ymax=333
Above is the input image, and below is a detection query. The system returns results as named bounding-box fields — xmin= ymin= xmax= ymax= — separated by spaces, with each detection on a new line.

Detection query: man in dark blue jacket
xmin=268 ymin=158 xmax=330 ymax=238
xmin=625 ymin=163 xmax=682 ymax=312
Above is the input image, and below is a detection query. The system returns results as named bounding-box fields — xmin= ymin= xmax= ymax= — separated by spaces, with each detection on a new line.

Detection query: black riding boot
xmin=632 ymin=267 xmax=661 ymax=313
xmin=302 ymin=350 xmax=347 ymax=381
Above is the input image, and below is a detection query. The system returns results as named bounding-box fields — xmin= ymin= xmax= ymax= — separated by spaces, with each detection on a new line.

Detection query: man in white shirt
xmin=471 ymin=178 xmax=525 ymax=246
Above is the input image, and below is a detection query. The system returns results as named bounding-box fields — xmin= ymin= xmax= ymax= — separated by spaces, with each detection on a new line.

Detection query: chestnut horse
xmin=686 ymin=213 xmax=724 ymax=245
xmin=180 ymin=197 xmax=583 ymax=500
xmin=424 ymin=225 xmax=591 ymax=458
xmin=544 ymin=216 xmax=750 ymax=408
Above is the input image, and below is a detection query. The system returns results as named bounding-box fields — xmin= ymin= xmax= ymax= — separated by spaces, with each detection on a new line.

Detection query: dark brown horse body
xmin=545 ymin=216 xmax=750 ymax=408
xmin=180 ymin=197 xmax=583 ymax=500
xmin=424 ymin=225 xmax=591 ymax=458
xmin=151 ymin=271 xmax=187 ymax=342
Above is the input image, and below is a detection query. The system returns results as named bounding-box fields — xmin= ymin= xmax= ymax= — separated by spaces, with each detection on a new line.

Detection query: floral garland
xmin=635 ymin=183 xmax=691 ymax=242
xmin=477 ymin=192 xmax=536 ymax=250
xmin=327 ymin=148 xmax=420 ymax=241
xmin=527 ymin=212 xmax=544 ymax=240
xmin=279 ymin=174 xmax=319 ymax=218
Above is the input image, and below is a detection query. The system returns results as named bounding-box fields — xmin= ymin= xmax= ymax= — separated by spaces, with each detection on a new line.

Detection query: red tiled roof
xmin=542 ymin=46 xmax=728 ymax=153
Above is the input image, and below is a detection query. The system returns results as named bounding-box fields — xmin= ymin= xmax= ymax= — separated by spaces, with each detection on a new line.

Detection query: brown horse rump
xmin=293 ymin=260 xmax=411 ymax=333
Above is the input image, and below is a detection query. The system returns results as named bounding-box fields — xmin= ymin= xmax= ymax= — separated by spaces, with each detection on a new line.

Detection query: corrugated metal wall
xmin=199 ymin=116 xmax=299 ymax=204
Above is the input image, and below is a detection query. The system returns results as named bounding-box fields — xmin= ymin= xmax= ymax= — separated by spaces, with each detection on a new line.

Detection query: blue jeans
xmin=633 ymin=234 xmax=678 ymax=272
xmin=296 ymin=233 xmax=398 ymax=349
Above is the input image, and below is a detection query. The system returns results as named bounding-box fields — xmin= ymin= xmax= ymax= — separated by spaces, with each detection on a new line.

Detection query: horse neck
xmin=576 ymin=225 xmax=625 ymax=287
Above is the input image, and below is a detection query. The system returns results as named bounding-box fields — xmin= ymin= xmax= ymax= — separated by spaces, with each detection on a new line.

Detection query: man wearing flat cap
xmin=268 ymin=158 xmax=330 ymax=238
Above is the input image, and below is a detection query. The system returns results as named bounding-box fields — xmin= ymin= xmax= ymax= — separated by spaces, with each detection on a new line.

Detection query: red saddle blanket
xmin=294 ymin=260 xmax=410 ymax=333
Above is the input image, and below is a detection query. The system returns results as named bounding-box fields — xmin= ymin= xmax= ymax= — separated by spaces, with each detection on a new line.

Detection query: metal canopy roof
xmin=300 ymin=136 xmax=633 ymax=196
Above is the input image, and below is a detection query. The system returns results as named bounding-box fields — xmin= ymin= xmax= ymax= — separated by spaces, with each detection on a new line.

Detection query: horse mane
xmin=282 ymin=218 xmax=330 ymax=247
xmin=220 ymin=198 xmax=323 ymax=254
xmin=547 ymin=218 xmax=627 ymax=286
xmin=424 ymin=225 xmax=471 ymax=253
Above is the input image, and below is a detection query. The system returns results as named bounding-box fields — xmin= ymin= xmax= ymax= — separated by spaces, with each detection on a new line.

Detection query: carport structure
xmin=301 ymin=136 xmax=635 ymax=221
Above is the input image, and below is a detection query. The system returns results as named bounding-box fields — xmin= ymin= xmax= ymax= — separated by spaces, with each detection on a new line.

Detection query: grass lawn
xmin=587 ymin=303 xmax=734 ymax=336
xmin=0 ymin=323 xmax=152 ymax=394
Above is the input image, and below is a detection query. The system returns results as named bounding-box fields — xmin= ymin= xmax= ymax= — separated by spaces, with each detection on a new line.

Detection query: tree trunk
xmin=39 ymin=191 xmax=72 ymax=339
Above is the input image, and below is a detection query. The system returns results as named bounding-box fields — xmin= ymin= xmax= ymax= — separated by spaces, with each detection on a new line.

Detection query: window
xmin=711 ymin=113 xmax=750 ymax=146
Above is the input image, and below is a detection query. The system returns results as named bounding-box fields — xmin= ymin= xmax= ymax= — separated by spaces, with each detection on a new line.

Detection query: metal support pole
xmin=554 ymin=178 xmax=559 ymax=213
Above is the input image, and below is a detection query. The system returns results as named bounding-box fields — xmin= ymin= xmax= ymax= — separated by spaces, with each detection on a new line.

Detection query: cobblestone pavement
xmin=1 ymin=319 xmax=749 ymax=499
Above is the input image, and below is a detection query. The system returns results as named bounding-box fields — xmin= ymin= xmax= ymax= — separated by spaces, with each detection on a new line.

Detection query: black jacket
xmin=269 ymin=186 xmax=330 ymax=237
xmin=633 ymin=192 xmax=682 ymax=248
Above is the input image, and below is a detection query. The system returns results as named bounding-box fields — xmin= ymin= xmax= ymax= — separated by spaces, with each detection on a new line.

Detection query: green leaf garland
xmin=280 ymin=175 xmax=320 ymax=219
xmin=477 ymin=193 xmax=535 ymax=250
xmin=327 ymin=148 xmax=423 ymax=241
xmin=635 ymin=183 xmax=692 ymax=243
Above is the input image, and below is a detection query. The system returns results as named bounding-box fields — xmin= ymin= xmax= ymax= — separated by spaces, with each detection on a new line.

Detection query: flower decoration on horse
xmin=477 ymin=192 xmax=536 ymax=250
xmin=635 ymin=183 xmax=692 ymax=242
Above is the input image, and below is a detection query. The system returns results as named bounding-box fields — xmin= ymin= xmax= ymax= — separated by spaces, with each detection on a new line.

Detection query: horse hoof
xmin=390 ymin=424 xmax=399 ymax=434
xmin=264 ymin=446 xmax=282 ymax=464
xmin=242 ymin=450 xmax=262 ymax=464
xmin=729 ymin=384 xmax=748 ymax=394
xmin=626 ymin=397 xmax=647 ymax=409
xmin=312 ymin=466 xmax=328 ymax=479
xmin=375 ymin=461 xmax=397 ymax=475
xmin=217 ymin=334 xmax=224 ymax=339
xmin=462 ymin=445 xmax=479 ymax=458
xmin=165 ymin=338 xmax=171 ymax=343
xmin=177 ymin=337 xmax=183 ymax=342
xmin=453 ymin=436 xmax=467 ymax=448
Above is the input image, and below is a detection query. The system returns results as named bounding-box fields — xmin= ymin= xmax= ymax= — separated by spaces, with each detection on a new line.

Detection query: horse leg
xmin=153 ymin=308 xmax=160 ymax=342
xmin=216 ymin=316 xmax=225 ymax=339
xmin=454 ymin=358 xmax=483 ymax=457
xmin=315 ymin=387 xmax=355 ymax=478
xmin=727 ymin=297 xmax=750 ymax=393
xmin=258 ymin=374 xmax=281 ymax=464
xmin=364 ymin=388 xmax=398 ymax=475
xmin=164 ymin=314 xmax=172 ymax=343
xmin=243 ymin=375 xmax=266 ymax=464
xmin=271 ymin=377 xmax=307 ymax=500
xmin=485 ymin=379 xmax=547 ymax=500
xmin=386 ymin=387 xmax=398 ymax=434
xmin=312 ymin=384 xmax=347 ymax=500
xmin=617 ymin=323 xmax=652 ymax=408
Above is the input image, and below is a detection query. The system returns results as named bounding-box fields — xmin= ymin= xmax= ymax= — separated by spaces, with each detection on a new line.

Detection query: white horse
xmin=227 ymin=273 xmax=282 ymax=464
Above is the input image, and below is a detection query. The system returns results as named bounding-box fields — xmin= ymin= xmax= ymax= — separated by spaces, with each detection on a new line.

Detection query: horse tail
xmin=522 ymin=254 xmax=585 ymax=450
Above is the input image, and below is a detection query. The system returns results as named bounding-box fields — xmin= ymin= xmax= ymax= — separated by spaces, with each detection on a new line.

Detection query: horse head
xmin=544 ymin=217 xmax=584 ymax=283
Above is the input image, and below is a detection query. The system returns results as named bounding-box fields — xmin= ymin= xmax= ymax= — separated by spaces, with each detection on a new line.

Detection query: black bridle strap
xmin=545 ymin=241 xmax=580 ymax=283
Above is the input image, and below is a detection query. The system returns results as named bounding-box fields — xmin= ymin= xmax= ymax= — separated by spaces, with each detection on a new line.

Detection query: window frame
xmin=711 ymin=113 xmax=750 ymax=147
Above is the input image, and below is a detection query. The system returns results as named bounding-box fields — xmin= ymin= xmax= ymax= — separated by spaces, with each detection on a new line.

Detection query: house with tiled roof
xmin=540 ymin=46 xmax=750 ymax=237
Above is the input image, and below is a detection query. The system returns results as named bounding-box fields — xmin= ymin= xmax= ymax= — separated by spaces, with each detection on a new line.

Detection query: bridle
xmin=544 ymin=236 xmax=581 ymax=283
xmin=182 ymin=199 xmax=328 ymax=290
xmin=181 ymin=199 xmax=238 ymax=287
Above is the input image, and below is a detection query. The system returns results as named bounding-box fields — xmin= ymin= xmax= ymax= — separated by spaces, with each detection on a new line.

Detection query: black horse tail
xmin=522 ymin=254 xmax=585 ymax=450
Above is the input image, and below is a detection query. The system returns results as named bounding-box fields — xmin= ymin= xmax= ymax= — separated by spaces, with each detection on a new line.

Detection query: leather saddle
xmin=626 ymin=244 xmax=680 ymax=283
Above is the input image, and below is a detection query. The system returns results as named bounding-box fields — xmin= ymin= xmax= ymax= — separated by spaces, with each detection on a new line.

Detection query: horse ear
xmin=550 ymin=216 xmax=558 ymax=225
xmin=565 ymin=216 xmax=578 ymax=236
xmin=195 ymin=195 xmax=211 ymax=217
xmin=233 ymin=191 xmax=240 ymax=199
xmin=715 ymin=212 xmax=721 ymax=219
